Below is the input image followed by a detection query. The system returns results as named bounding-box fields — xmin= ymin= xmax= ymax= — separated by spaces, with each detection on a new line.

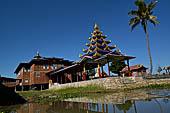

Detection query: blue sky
xmin=0 ymin=0 xmax=170 ymax=78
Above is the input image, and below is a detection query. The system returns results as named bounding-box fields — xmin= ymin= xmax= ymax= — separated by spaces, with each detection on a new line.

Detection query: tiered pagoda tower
xmin=79 ymin=24 xmax=123 ymax=79
xmin=47 ymin=24 xmax=135 ymax=83
xmin=79 ymin=24 xmax=119 ymax=58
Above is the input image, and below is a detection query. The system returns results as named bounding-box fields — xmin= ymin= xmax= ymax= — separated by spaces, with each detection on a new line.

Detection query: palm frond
xmin=131 ymin=20 xmax=140 ymax=32
xmin=129 ymin=18 xmax=136 ymax=26
xmin=149 ymin=19 xmax=160 ymax=26
xmin=128 ymin=10 xmax=138 ymax=16
xmin=129 ymin=0 xmax=159 ymax=32
xmin=150 ymin=15 xmax=157 ymax=19
xmin=129 ymin=17 xmax=140 ymax=26
xmin=135 ymin=0 xmax=146 ymax=12
xmin=147 ymin=1 xmax=158 ymax=11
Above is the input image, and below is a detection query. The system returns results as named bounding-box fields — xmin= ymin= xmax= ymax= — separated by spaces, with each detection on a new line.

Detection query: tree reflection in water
xmin=116 ymin=100 xmax=133 ymax=113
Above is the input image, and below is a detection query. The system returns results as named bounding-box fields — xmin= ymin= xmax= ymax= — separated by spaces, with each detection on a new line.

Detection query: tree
xmin=128 ymin=0 xmax=159 ymax=75
xmin=109 ymin=61 xmax=126 ymax=76
xmin=87 ymin=69 xmax=95 ymax=76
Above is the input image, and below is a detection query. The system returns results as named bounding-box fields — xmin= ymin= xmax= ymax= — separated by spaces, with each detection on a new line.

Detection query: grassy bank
xmin=17 ymin=84 xmax=170 ymax=103
xmin=17 ymin=84 xmax=105 ymax=103
xmin=124 ymin=84 xmax=170 ymax=91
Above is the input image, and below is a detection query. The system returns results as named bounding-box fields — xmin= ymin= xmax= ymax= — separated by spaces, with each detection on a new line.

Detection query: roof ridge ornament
xmin=94 ymin=24 xmax=99 ymax=30
xmin=37 ymin=50 xmax=39 ymax=57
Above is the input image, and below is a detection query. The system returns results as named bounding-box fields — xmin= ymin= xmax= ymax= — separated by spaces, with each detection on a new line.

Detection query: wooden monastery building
xmin=14 ymin=51 xmax=73 ymax=91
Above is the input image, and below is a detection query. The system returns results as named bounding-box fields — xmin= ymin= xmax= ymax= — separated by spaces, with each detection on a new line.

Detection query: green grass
xmin=124 ymin=84 xmax=170 ymax=91
xmin=17 ymin=84 xmax=105 ymax=103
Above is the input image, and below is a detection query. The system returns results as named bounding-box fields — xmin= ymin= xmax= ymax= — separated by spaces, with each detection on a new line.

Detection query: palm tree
xmin=128 ymin=0 xmax=159 ymax=75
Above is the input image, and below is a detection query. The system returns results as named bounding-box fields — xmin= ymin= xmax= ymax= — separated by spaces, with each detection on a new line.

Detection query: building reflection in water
xmin=2 ymin=97 xmax=170 ymax=113
xmin=15 ymin=101 xmax=134 ymax=113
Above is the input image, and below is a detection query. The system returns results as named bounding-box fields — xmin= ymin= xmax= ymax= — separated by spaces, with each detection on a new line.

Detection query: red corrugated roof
xmin=121 ymin=64 xmax=148 ymax=72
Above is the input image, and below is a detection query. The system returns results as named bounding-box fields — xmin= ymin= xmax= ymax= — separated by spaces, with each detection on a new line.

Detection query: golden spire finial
xmin=94 ymin=24 xmax=98 ymax=30
xmin=75 ymin=60 xmax=79 ymax=64
xmin=117 ymin=49 xmax=121 ymax=53
xmin=37 ymin=50 xmax=39 ymax=56
xmin=79 ymin=54 xmax=83 ymax=58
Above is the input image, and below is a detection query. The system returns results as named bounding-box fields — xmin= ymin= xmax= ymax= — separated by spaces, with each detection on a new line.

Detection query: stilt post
xmin=41 ymin=84 xmax=42 ymax=90
xmin=22 ymin=85 xmax=23 ymax=91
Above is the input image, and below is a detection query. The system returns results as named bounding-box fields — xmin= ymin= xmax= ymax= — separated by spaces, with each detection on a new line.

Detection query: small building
xmin=163 ymin=66 xmax=170 ymax=74
xmin=14 ymin=52 xmax=73 ymax=91
xmin=121 ymin=64 xmax=148 ymax=76
xmin=0 ymin=76 xmax=20 ymax=90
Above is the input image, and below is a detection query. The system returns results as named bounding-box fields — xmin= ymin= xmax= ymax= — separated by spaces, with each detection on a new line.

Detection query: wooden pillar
xmin=71 ymin=74 xmax=73 ymax=83
xmin=141 ymin=70 xmax=143 ymax=77
xmin=15 ymin=86 xmax=17 ymax=91
xmin=78 ymin=103 xmax=80 ymax=112
xmin=61 ymin=75 xmax=63 ymax=84
xmin=76 ymin=72 xmax=79 ymax=82
xmin=101 ymin=65 xmax=104 ymax=77
xmin=106 ymin=104 xmax=108 ymax=113
xmin=57 ymin=75 xmax=58 ymax=83
xmin=98 ymin=64 xmax=101 ymax=78
xmin=83 ymin=64 xmax=86 ymax=80
xmin=113 ymin=105 xmax=115 ymax=113
xmin=97 ymin=104 xmax=99 ymax=112
xmin=145 ymin=71 xmax=147 ymax=76
xmin=41 ymin=84 xmax=42 ymax=90
xmin=101 ymin=104 xmax=104 ymax=113
xmin=86 ymin=103 xmax=88 ymax=113
xmin=72 ymin=102 xmax=74 ymax=110
xmin=136 ymin=71 xmax=138 ymax=76
xmin=22 ymin=85 xmax=23 ymax=91
xmin=83 ymin=103 xmax=84 ymax=110
xmin=108 ymin=62 xmax=111 ymax=77
xmin=80 ymin=71 xmax=83 ymax=80
xmin=65 ymin=73 xmax=67 ymax=84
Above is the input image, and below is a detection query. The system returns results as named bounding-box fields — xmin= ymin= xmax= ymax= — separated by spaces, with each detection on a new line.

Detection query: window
xmin=24 ymin=68 xmax=30 ymax=72
xmin=36 ymin=65 xmax=40 ymax=69
xmin=25 ymin=79 xmax=29 ymax=83
xmin=18 ymin=71 xmax=21 ymax=75
xmin=24 ymin=104 xmax=28 ymax=110
xmin=59 ymin=64 xmax=64 ymax=68
xmin=52 ymin=64 xmax=57 ymax=69
xmin=43 ymin=64 xmax=49 ymax=69
xmin=36 ymin=72 xmax=40 ymax=77
xmin=36 ymin=110 xmax=40 ymax=113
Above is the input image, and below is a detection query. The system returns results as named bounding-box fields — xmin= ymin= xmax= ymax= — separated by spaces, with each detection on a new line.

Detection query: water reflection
xmin=0 ymin=89 xmax=170 ymax=113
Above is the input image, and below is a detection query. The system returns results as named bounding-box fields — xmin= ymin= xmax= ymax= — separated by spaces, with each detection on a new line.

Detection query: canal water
xmin=0 ymin=89 xmax=170 ymax=113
